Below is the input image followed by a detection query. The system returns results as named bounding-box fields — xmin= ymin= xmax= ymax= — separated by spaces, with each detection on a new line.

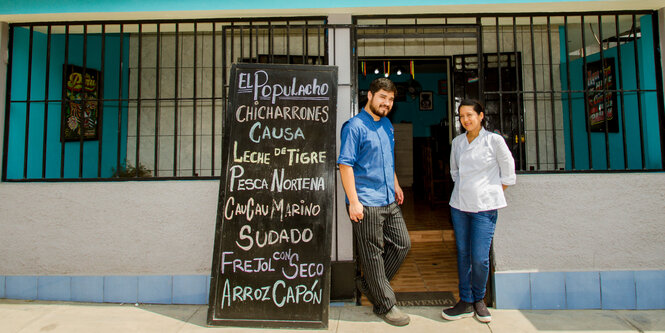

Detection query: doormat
xmin=395 ymin=291 xmax=456 ymax=307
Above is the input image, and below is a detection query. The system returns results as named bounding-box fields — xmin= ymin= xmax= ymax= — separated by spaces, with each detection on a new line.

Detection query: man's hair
xmin=458 ymin=99 xmax=487 ymax=130
xmin=368 ymin=77 xmax=397 ymax=95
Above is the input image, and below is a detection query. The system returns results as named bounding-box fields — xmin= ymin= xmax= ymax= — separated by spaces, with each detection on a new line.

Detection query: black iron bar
xmin=62 ymin=24 xmax=70 ymax=178
xmin=135 ymin=24 xmax=142 ymax=178
xmin=173 ymin=23 xmax=179 ymax=176
xmin=530 ymin=17 xmax=540 ymax=169
xmin=79 ymin=25 xmax=88 ymax=178
xmin=255 ymin=22 xmax=259 ymax=63
xmin=581 ymin=15 xmax=594 ymax=169
xmin=317 ymin=25 xmax=322 ymax=65
xmin=303 ymin=22 xmax=307 ymax=64
xmin=287 ymin=24 xmax=291 ymax=63
xmin=155 ymin=23 xmax=161 ymax=177
xmin=247 ymin=21 xmax=252 ymax=62
xmin=240 ymin=24 xmax=244 ymax=62
xmin=10 ymin=16 xmax=327 ymax=28
xmin=42 ymin=25 xmax=52 ymax=179
xmin=616 ymin=15 xmax=628 ymax=169
xmin=23 ymin=25 xmax=34 ymax=179
xmin=116 ymin=25 xmax=123 ymax=176
xmin=98 ymin=24 xmax=105 ymax=178
xmin=547 ymin=16 xmax=558 ymax=168
xmin=230 ymin=22 xmax=235 ymax=65
xmin=558 ymin=17 xmax=574 ymax=169
xmin=2 ymin=26 xmax=15 ymax=181
xmin=221 ymin=25 xmax=228 ymax=179
xmin=269 ymin=22 xmax=274 ymax=63
xmin=597 ymin=15 xmax=611 ymax=169
xmin=477 ymin=20 xmax=484 ymax=111
xmin=513 ymin=17 xmax=524 ymax=170
xmin=211 ymin=22 xmax=216 ymax=175
xmin=193 ymin=22 xmax=198 ymax=176
xmin=632 ymin=14 xmax=646 ymax=169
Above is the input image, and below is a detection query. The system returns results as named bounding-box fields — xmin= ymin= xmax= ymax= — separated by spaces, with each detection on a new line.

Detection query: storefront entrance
xmin=354 ymin=21 xmax=480 ymax=306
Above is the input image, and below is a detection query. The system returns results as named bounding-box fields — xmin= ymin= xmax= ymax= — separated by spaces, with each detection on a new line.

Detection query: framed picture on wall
xmin=419 ymin=91 xmax=433 ymax=111
xmin=586 ymin=58 xmax=619 ymax=132
xmin=61 ymin=64 xmax=102 ymax=142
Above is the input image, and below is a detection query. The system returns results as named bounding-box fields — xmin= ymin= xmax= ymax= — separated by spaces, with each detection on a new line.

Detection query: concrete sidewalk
xmin=1 ymin=299 xmax=664 ymax=332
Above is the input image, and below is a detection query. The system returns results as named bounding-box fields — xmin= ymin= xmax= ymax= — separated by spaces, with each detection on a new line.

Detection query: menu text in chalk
xmin=208 ymin=63 xmax=337 ymax=329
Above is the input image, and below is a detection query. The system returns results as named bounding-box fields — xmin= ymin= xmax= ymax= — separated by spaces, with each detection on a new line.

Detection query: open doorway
xmin=354 ymin=20 xmax=483 ymax=305
xmin=356 ymin=57 xmax=458 ymax=306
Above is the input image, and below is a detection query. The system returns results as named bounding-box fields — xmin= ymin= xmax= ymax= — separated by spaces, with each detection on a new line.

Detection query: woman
xmin=441 ymin=99 xmax=516 ymax=323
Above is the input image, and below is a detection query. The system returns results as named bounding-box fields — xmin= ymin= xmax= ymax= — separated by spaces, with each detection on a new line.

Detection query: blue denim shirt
xmin=337 ymin=108 xmax=395 ymax=207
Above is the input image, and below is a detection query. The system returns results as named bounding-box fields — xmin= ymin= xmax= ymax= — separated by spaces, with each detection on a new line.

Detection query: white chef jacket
xmin=449 ymin=128 xmax=516 ymax=213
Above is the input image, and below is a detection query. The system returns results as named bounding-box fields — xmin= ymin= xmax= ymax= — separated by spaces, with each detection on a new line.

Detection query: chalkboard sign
xmin=207 ymin=63 xmax=337 ymax=328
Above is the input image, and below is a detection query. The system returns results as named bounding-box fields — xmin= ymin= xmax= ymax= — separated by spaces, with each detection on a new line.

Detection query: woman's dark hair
xmin=458 ymin=99 xmax=486 ymax=131
xmin=368 ymin=77 xmax=397 ymax=95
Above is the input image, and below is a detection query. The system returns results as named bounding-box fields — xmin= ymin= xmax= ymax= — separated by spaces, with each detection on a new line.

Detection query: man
xmin=337 ymin=78 xmax=411 ymax=326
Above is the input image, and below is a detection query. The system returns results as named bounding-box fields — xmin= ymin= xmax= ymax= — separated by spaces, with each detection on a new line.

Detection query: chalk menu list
xmin=207 ymin=63 xmax=337 ymax=328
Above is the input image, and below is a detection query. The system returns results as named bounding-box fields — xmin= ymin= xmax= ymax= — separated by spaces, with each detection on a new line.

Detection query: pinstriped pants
xmin=352 ymin=202 xmax=411 ymax=314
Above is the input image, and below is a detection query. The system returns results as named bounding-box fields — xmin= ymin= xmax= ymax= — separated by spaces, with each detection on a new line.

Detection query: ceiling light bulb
xmin=384 ymin=72 xmax=389 ymax=78
xmin=396 ymin=69 xmax=402 ymax=75
xmin=374 ymin=68 xmax=380 ymax=74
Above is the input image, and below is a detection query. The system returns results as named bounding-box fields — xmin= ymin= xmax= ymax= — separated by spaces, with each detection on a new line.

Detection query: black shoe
xmin=441 ymin=300 xmax=474 ymax=321
xmin=474 ymin=300 xmax=492 ymax=323
xmin=355 ymin=278 xmax=376 ymax=305
xmin=380 ymin=305 xmax=410 ymax=326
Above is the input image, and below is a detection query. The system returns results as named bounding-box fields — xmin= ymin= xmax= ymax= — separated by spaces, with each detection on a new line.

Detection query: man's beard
xmin=369 ymin=100 xmax=390 ymax=118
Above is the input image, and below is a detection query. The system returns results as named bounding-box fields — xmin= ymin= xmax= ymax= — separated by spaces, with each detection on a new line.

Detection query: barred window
xmin=3 ymin=18 xmax=327 ymax=180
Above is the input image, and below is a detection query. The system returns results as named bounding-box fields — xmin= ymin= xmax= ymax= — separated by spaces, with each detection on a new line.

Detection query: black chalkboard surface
xmin=207 ymin=63 xmax=337 ymax=328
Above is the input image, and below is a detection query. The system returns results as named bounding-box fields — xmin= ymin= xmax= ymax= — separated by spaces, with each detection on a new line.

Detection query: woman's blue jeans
xmin=450 ymin=207 xmax=498 ymax=303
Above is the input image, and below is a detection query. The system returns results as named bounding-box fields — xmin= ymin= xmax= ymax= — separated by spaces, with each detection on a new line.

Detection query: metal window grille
xmin=354 ymin=11 xmax=664 ymax=172
xmin=2 ymin=17 xmax=328 ymax=181
xmin=3 ymin=11 xmax=664 ymax=181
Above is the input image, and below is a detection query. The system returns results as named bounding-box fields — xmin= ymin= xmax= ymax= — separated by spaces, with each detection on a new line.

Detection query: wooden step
xmin=408 ymin=229 xmax=456 ymax=243
xmin=409 ymin=230 xmax=443 ymax=243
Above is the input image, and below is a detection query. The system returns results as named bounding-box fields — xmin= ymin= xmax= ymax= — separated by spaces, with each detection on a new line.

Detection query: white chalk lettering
xmin=286 ymin=149 xmax=326 ymax=166
xmin=271 ymin=199 xmax=321 ymax=222
xmin=236 ymin=224 xmax=313 ymax=251
xmin=220 ymin=279 xmax=322 ymax=307
xmin=228 ymin=165 xmax=268 ymax=192
xmin=220 ymin=251 xmax=275 ymax=274
xmin=224 ymin=196 xmax=271 ymax=221
xmin=271 ymin=168 xmax=324 ymax=192
xmin=233 ymin=141 xmax=271 ymax=164
xmin=235 ymin=105 xmax=329 ymax=123
xmin=248 ymin=122 xmax=305 ymax=143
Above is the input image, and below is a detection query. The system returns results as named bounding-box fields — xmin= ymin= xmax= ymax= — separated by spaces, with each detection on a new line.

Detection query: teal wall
xmin=6 ymin=27 xmax=129 ymax=179
xmin=358 ymin=72 xmax=448 ymax=138
xmin=0 ymin=0 xmax=607 ymax=14
xmin=559 ymin=15 xmax=662 ymax=170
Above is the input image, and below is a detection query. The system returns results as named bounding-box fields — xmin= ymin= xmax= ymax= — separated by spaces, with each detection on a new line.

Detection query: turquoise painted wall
xmin=559 ymin=15 xmax=662 ymax=170
xmin=0 ymin=0 xmax=607 ymax=14
xmin=6 ymin=27 xmax=129 ymax=179
xmin=358 ymin=72 xmax=448 ymax=138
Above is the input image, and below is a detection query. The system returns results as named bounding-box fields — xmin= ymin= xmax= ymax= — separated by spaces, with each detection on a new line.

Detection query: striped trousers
xmin=352 ymin=202 xmax=411 ymax=314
